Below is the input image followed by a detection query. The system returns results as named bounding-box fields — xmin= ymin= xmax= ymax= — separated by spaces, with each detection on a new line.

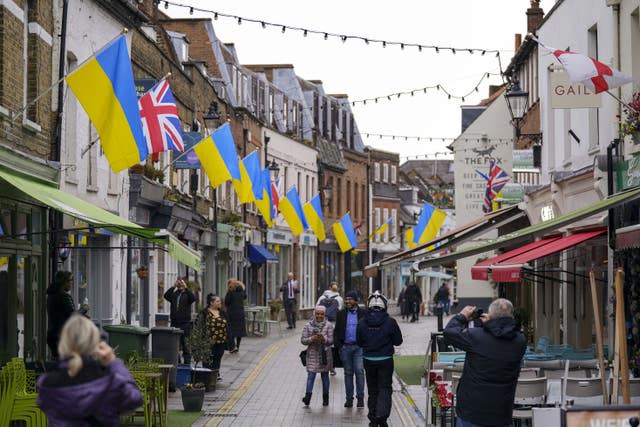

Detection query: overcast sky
xmin=166 ymin=0 xmax=541 ymax=161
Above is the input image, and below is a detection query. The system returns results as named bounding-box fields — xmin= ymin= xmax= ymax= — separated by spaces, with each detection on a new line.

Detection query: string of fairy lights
xmin=158 ymin=0 xmax=506 ymax=57
xmin=351 ymin=72 xmax=502 ymax=105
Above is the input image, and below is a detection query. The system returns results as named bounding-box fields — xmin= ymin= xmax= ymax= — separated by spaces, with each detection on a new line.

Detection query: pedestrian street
xmin=180 ymin=312 xmax=440 ymax=427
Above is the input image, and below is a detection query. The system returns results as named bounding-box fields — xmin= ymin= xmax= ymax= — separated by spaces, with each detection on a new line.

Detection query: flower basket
xmin=136 ymin=267 xmax=149 ymax=279
xmin=180 ymin=383 xmax=205 ymax=412
xmin=620 ymin=91 xmax=640 ymax=142
xmin=428 ymin=371 xmax=454 ymax=409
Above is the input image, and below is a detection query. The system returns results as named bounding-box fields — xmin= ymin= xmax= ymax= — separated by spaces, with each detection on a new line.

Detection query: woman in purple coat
xmin=37 ymin=315 xmax=142 ymax=426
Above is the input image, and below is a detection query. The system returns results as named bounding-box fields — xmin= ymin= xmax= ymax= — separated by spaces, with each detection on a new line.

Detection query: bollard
xmin=436 ymin=305 xmax=444 ymax=331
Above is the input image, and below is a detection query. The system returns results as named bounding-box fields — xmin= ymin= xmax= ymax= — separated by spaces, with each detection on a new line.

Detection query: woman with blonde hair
xmin=37 ymin=314 xmax=142 ymax=425
xmin=224 ymin=279 xmax=247 ymax=353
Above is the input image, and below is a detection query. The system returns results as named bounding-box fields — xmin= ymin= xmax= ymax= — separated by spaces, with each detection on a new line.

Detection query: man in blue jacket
xmin=444 ymin=298 xmax=527 ymax=427
xmin=357 ymin=291 xmax=403 ymax=427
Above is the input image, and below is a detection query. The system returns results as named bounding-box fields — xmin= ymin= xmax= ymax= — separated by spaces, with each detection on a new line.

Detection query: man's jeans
xmin=306 ymin=371 xmax=329 ymax=394
xmin=363 ymin=357 xmax=394 ymax=424
xmin=439 ymin=299 xmax=450 ymax=315
xmin=340 ymin=344 xmax=365 ymax=399
xmin=457 ymin=417 xmax=512 ymax=427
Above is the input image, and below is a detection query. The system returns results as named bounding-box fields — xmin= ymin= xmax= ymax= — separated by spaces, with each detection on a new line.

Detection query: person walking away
xmin=46 ymin=270 xmax=76 ymax=359
xmin=37 ymin=314 xmax=142 ymax=424
xmin=334 ymin=290 xmax=366 ymax=408
xmin=224 ymin=279 xmax=247 ymax=353
xmin=398 ymin=285 xmax=408 ymax=321
xmin=443 ymin=298 xmax=527 ymax=427
xmin=437 ymin=283 xmax=451 ymax=316
xmin=357 ymin=291 xmax=403 ymax=427
xmin=281 ymin=272 xmax=299 ymax=329
xmin=301 ymin=305 xmax=334 ymax=407
xmin=164 ymin=278 xmax=196 ymax=364
xmin=405 ymin=281 xmax=422 ymax=322
xmin=196 ymin=293 xmax=230 ymax=381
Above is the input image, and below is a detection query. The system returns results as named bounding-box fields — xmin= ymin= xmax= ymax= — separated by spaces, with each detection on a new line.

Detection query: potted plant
xmin=180 ymin=382 xmax=205 ymax=412
xmin=269 ymin=298 xmax=283 ymax=320
xmin=186 ymin=313 xmax=215 ymax=392
xmin=620 ymin=91 xmax=640 ymax=144
xmin=135 ymin=266 xmax=149 ymax=279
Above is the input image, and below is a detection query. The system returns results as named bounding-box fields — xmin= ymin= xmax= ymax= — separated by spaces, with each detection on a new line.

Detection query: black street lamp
xmin=504 ymin=77 xmax=542 ymax=166
xmin=321 ymin=182 xmax=333 ymax=209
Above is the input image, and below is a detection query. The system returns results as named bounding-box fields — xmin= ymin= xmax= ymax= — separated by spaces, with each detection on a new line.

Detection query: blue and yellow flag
xmin=413 ymin=203 xmax=446 ymax=246
xmin=405 ymin=228 xmax=417 ymax=249
xmin=279 ymin=187 xmax=308 ymax=236
xmin=194 ymin=123 xmax=240 ymax=188
xmin=66 ymin=35 xmax=147 ymax=172
xmin=303 ymin=195 xmax=325 ymax=241
xmin=235 ymin=151 xmax=261 ymax=204
xmin=333 ymin=213 xmax=358 ymax=253
xmin=370 ymin=217 xmax=393 ymax=241
xmin=255 ymin=168 xmax=273 ymax=227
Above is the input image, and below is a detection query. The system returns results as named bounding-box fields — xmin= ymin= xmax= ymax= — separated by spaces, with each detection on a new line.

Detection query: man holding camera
xmin=164 ymin=278 xmax=196 ymax=364
xmin=443 ymin=298 xmax=526 ymax=427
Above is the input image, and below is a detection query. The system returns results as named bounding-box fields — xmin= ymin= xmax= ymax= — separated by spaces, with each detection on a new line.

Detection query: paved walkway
xmin=167 ymin=310 xmax=445 ymax=426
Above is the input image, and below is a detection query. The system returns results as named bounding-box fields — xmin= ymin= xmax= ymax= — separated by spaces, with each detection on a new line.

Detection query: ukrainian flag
xmin=65 ymin=35 xmax=147 ymax=172
xmin=194 ymin=123 xmax=241 ymax=188
xmin=413 ymin=203 xmax=446 ymax=246
xmin=405 ymin=229 xmax=417 ymax=249
xmin=370 ymin=217 xmax=393 ymax=241
xmin=333 ymin=213 xmax=358 ymax=253
xmin=303 ymin=195 xmax=325 ymax=241
xmin=279 ymin=187 xmax=308 ymax=236
xmin=235 ymin=151 xmax=262 ymax=204
xmin=255 ymin=168 xmax=273 ymax=227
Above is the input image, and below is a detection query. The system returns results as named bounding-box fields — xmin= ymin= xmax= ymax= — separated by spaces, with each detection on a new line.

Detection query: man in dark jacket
xmin=46 ymin=270 xmax=75 ymax=359
xmin=443 ymin=298 xmax=527 ymax=427
xmin=404 ymin=282 xmax=422 ymax=322
xmin=356 ymin=291 xmax=403 ymax=427
xmin=164 ymin=278 xmax=196 ymax=364
xmin=335 ymin=290 xmax=367 ymax=408
xmin=280 ymin=272 xmax=299 ymax=329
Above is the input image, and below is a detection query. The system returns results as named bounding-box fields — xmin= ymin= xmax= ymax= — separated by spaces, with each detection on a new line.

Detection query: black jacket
xmin=356 ymin=311 xmax=403 ymax=358
xmin=404 ymin=284 xmax=422 ymax=304
xmin=46 ymin=285 xmax=75 ymax=337
xmin=163 ymin=287 xmax=196 ymax=324
xmin=444 ymin=314 xmax=527 ymax=426
xmin=334 ymin=306 xmax=366 ymax=350
xmin=224 ymin=289 xmax=247 ymax=338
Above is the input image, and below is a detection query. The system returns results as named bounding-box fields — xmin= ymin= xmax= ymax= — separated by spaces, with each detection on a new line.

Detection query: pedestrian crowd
xmin=300 ymin=283 xmax=403 ymax=427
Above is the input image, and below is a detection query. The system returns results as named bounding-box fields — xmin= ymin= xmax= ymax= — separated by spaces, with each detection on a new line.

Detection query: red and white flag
xmin=271 ymin=178 xmax=281 ymax=214
xmin=536 ymin=39 xmax=633 ymax=94
xmin=138 ymin=79 xmax=184 ymax=155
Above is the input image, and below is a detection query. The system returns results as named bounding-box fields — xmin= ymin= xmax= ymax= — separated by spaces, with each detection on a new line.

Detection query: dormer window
xmin=167 ymin=31 xmax=189 ymax=64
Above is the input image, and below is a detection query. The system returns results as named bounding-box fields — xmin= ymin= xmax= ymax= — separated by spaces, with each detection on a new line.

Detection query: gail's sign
xmin=551 ymin=71 xmax=601 ymax=109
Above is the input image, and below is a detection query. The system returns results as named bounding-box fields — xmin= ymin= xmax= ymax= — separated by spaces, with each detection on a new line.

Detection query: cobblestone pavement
xmin=166 ymin=311 xmax=446 ymax=426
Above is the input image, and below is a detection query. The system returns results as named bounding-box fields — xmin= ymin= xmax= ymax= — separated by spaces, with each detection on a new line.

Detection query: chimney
xmin=515 ymin=34 xmax=522 ymax=52
xmin=527 ymin=1 xmax=544 ymax=34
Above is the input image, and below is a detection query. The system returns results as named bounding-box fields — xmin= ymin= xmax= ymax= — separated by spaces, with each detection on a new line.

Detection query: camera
xmin=470 ymin=308 xmax=484 ymax=320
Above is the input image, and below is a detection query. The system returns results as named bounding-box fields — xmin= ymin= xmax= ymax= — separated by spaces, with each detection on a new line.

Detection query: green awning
xmin=0 ymin=168 xmax=201 ymax=271
xmin=416 ymin=186 xmax=640 ymax=270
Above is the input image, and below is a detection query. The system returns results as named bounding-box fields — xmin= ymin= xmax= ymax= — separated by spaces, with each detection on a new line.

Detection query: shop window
xmin=383 ymin=164 xmax=389 ymax=182
xmin=16 ymin=212 xmax=28 ymax=240
xmin=1 ymin=209 xmax=12 ymax=237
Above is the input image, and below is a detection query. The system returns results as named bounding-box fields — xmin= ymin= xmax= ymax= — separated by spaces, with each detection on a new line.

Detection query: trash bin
xmin=176 ymin=364 xmax=191 ymax=389
xmin=103 ymin=324 xmax=150 ymax=359
xmin=151 ymin=326 xmax=183 ymax=391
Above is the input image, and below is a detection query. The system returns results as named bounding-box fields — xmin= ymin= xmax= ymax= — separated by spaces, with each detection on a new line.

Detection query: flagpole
xmin=12 ymin=29 xmax=130 ymax=123
xmin=605 ymin=90 xmax=639 ymax=113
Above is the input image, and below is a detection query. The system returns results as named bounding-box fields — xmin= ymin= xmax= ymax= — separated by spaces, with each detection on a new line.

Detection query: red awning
xmin=470 ymin=237 xmax=561 ymax=281
xmin=490 ymin=229 xmax=606 ymax=283
xmin=616 ymin=225 xmax=640 ymax=250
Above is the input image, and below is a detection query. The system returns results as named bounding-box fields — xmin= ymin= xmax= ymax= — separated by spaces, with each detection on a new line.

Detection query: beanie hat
xmin=345 ymin=290 xmax=359 ymax=301
xmin=368 ymin=291 xmax=388 ymax=311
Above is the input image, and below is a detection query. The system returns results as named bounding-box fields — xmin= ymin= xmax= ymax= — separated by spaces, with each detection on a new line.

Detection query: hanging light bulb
xmin=400 ymin=43 xmax=405 ymax=50
xmin=281 ymin=26 xmax=286 ymax=33
xmin=189 ymin=7 xmax=194 ymax=15
xmin=481 ymin=50 xmax=486 ymax=55
xmin=164 ymin=1 xmax=168 ymax=9
xmin=462 ymin=97 xmax=465 ymax=102
xmin=341 ymin=35 xmax=347 ymax=43
xmin=261 ymin=21 xmax=266 ymax=28
xmin=451 ymin=48 xmax=456 ymax=54
xmin=237 ymin=17 xmax=242 ymax=25
xmin=435 ymin=47 xmax=439 ymax=53
xmin=423 ymin=88 xmax=427 ymax=94
xmin=303 ymin=29 xmax=308 ymax=37
xmin=363 ymin=100 xmax=367 ymax=105
xmin=397 ymin=93 xmax=401 ymax=98
xmin=382 ymin=41 xmax=386 ymax=48
xmin=418 ymin=45 xmax=422 ymax=52
xmin=324 ymin=33 xmax=328 ymax=40
xmin=364 ymin=38 xmax=369 ymax=44
xmin=468 ymin=49 xmax=473 ymax=54
xmin=214 ymin=12 xmax=218 ymax=20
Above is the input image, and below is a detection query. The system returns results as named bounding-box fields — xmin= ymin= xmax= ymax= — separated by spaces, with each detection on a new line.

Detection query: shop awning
xmin=415 ymin=270 xmax=453 ymax=280
xmin=489 ymin=229 xmax=606 ymax=282
xmin=248 ymin=244 xmax=278 ymax=264
xmin=616 ymin=224 xmax=640 ymax=250
xmin=470 ymin=237 xmax=561 ymax=280
xmin=364 ymin=205 xmax=526 ymax=274
xmin=415 ymin=186 xmax=640 ymax=270
xmin=0 ymin=168 xmax=202 ymax=271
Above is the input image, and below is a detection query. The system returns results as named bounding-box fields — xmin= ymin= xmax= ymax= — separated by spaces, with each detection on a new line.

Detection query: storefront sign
xmin=300 ymin=232 xmax=317 ymax=247
xmin=174 ymin=132 xmax=203 ymax=169
xmin=616 ymin=156 xmax=640 ymax=191
xmin=541 ymin=205 xmax=555 ymax=222
xmin=551 ymin=71 xmax=601 ymax=109
xmin=564 ymin=407 xmax=640 ymax=427
xmin=134 ymin=79 xmax=157 ymax=98
xmin=512 ymin=150 xmax=536 ymax=171
xmin=499 ymin=183 xmax=525 ymax=203
xmin=267 ymin=229 xmax=293 ymax=245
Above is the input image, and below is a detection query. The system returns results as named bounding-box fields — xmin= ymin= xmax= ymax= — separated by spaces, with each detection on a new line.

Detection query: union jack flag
xmin=476 ymin=162 xmax=509 ymax=213
xmin=138 ymin=79 xmax=184 ymax=155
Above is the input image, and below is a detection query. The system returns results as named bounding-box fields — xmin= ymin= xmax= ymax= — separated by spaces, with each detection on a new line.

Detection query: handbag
xmin=299 ymin=349 xmax=307 ymax=367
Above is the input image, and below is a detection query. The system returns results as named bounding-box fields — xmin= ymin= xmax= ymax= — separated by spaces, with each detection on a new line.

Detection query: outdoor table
xmin=245 ymin=306 xmax=269 ymax=336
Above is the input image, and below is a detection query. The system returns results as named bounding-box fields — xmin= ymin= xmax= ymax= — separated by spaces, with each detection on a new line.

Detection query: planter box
xmin=180 ymin=387 xmax=205 ymax=412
